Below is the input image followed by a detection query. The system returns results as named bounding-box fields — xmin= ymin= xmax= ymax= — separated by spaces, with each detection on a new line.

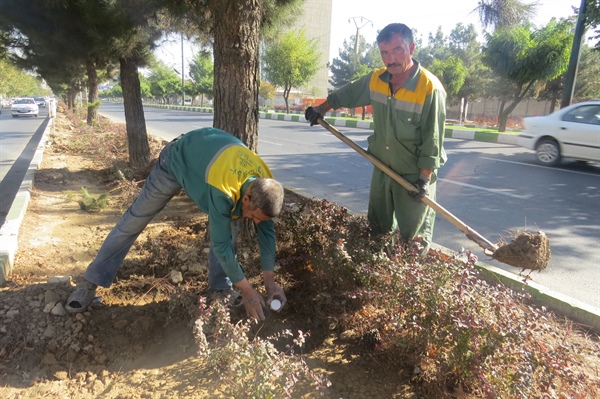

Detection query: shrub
xmin=274 ymin=194 xmax=600 ymax=398
xmin=193 ymin=297 xmax=331 ymax=398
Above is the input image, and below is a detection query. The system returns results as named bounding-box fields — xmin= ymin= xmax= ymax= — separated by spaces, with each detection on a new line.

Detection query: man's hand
xmin=235 ymin=278 xmax=267 ymax=321
xmin=265 ymin=280 xmax=287 ymax=312
xmin=240 ymin=288 xmax=267 ymax=321
xmin=304 ymin=105 xmax=325 ymax=126
xmin=409 ymin=174 xmax=430 ymax=201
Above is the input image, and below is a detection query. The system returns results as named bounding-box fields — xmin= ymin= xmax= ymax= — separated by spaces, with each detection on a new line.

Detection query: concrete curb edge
xmin=0 ymin=118 xmax=52 ymax=285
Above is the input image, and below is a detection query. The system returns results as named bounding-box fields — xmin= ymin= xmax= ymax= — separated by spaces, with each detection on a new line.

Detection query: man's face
xmin=378 ymin=33 xmax=415 ymax=75
xmin=242 ymin=195 xmax=271 ymax=224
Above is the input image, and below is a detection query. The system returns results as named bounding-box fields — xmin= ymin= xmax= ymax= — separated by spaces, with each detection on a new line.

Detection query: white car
xmin=11 ymin=97 xmax=39 ymax=118
xmin=517 ymin=101 xmax=600 ymax=166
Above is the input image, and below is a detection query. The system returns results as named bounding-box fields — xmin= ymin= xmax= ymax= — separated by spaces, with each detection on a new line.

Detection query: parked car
xmin=517 ymin=101 xmax=600 ymax=166
xmin=34 ymin=97 xmax=46 ymax=107
xmin=11 ymin=97 xmax=39 ymax=118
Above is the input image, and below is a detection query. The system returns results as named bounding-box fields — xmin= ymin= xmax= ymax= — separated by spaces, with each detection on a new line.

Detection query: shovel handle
xmin=317 ymin=119 xmax=498 ymax=253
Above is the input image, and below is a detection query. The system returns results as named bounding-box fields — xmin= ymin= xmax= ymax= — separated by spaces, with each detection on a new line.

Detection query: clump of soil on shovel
xmin=491 ymin=230 xmax=551 ymax=273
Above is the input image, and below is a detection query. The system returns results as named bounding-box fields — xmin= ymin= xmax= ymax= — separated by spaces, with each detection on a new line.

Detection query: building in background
xmin=289 ymin=0 xmax=332 ymax=99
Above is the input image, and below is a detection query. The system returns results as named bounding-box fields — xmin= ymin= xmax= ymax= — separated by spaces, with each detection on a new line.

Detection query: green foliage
xmin=429 ymin=56 xmax=468 ymax=97
xmin=147 ymin=60 xmax=182 ymax=102
xmin=262 ymin=29 xmax=320 ymax=113
xmin=583 ymin=0 xmax=600 ymax=49
xmin=329 ymin=35 xmax=383 ymax=89
xmin=275 ymin=196 xmax=599 ymax=398
xmin=187 ymin=49 xmax=214 ymax=103
xmin=474 ymin=0 xmax=538 ymax=31
xmin=482 ymin=20 xmax=572 ymax=130
xmin=0 ymin=58 xmax=45 ymax=97
xmin=78 ymin=187 xmax=108 ymax=212
xmin=259 ymin=80 xmax=277 ymax=104
xmin=483 ymin=22 xmax=571 ymax=84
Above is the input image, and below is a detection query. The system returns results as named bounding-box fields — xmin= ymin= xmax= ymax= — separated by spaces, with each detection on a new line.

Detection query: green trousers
xmin=367 ymin=168 xmax=436 ymax=247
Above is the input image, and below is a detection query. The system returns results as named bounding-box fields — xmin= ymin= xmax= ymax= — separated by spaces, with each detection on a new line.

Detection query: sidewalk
xmin=2 ymin=106 xmax=599 ymax=333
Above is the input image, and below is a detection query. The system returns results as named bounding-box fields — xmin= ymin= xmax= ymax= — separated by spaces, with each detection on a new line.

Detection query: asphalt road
xmin=100 ymin=103 xmax=600 ymax=309
xmin=0 ymin=106 xmax=49 ymax=226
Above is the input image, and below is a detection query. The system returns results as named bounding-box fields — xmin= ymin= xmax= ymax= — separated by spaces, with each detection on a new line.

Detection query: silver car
xmin=11 ymin=97 xmax=39 ymax=118
xmin=517 ymin=101 xmax=600 ymax=166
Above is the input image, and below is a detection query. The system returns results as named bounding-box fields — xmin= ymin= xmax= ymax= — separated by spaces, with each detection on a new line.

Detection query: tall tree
xmin=482 ymin=20 xmax=572 ymax=131
xmin=188 ymin=49 xmax=214 ymax=107
xmin=262 ymin=29 xmax=320 ymax=114
xmin=329 ymin=35 xmax=371 ymax=89
xmin=163 ymin=0 xmax=302 ymax=152
xmin=473 ymin=0 xmax=538 ymax=31
xmin=0 ymin=0 xmax=164 ymax=168
xmin=536 ymin=43 xmax=600 ymax=111
xmin=147 ymin=60 xmax=182 ymax=103
xmin=329 ymin=35 xmax=382 ymax=119
xmin=583 ymin=0 xmax=600 ymax=49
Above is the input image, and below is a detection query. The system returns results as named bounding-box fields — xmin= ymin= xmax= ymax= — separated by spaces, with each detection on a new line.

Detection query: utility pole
xmin=560 ymin=0 xmax=588 ymax=109
xmin=181 ymin=33 xmax=185 ymax=105
xmin=349 ymin=16 xmax=372 ymax=119
xmin=349 ymin=16 xmax=373 ymax=74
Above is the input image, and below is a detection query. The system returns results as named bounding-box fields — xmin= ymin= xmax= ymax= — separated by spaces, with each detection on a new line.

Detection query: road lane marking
xmin=480 ymin=157 xmax=600 ymax=177
xmin=438 ymin=178 xmax=531 ymax=199
xmin=260 ymin=140 xmax=283 ymax=146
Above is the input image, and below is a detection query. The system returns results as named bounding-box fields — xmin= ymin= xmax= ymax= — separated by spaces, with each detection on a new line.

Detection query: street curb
xmin=143 ymin=104 xmax=522 ymax=145
xmin=0 ymin=118 xmax=52 ymax=285
xmin=474 ymin=261 xmax=600 ymax=332
xmin=429 ymin=244 xmax=600 ymax=333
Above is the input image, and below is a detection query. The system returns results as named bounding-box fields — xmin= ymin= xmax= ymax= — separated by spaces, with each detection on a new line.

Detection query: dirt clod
xmin=492 ymin=230 xmax=552 ymax=272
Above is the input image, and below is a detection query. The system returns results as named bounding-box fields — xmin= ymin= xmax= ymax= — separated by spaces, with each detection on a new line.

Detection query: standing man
xmin=305 ymin=23 xmax=447 ymax=254
xmin=66 ymin=127 xmax=286 ymax=321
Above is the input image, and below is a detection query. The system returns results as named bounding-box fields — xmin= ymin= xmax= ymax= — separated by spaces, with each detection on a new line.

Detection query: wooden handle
xmin=317 ymin=119 xmax=498 ymax=252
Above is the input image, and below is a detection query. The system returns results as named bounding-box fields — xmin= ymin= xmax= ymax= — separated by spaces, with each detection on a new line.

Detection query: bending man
xmin=66 ymin=127 xmax=286 ymax=321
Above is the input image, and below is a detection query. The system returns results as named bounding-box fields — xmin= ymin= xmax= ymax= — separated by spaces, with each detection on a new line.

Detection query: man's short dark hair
xmin=377 ymin=23 xmax=413 ymax=46
xmin=248 ymin=178 xmax=284 ymax=218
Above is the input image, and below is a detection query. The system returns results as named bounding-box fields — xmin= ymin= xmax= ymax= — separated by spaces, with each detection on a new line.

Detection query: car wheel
xmin=535 ymin=139 xmax=561 ymax=166
xmin=12 ymin=115 xmax=17 ymax=118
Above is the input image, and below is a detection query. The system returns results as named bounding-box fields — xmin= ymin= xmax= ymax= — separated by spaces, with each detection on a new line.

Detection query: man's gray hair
xmin=377 ymin=23 xmax=413 ymax=47
xmin=248 ymin=178 xmax=284 ymax=217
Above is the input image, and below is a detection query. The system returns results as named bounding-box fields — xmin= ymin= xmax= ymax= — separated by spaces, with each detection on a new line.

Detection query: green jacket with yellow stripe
xmin=326 ymin=61 xmax=447 ymax=178
xmin=168 ymin=127 xmax=276 ymax=284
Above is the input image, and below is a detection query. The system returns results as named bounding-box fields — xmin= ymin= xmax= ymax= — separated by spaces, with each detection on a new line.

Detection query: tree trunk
xmin=498 ymin=100 xmax=508 ymax=132
xmin=120 ymin=56 xmax=150 ymax=169
xmin=498 ymin=81 xmax=535 ymax=132
xmin=86 ymin=60 xmax=99 ymax=125
xmin=211 ymin=0 xmax=262 ymax=152
xmin=284 ymin=86 xmax=291 ymax=114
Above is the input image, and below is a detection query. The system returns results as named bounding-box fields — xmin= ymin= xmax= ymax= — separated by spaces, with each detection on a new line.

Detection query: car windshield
xmin=14 ymin=98 xmax=35 ymax=104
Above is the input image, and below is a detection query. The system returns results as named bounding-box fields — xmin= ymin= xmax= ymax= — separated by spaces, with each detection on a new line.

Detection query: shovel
xmin=316 ymin=118 xmax=502 ymax=252
xmin=316 ymin=118 xmax=552 ymax=271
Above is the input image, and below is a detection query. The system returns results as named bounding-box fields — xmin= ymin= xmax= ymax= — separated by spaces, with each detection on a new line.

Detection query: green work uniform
xmin=168 ymin=128 xmax=276 ymax=284
xmin=326 ymin=61 xmax=447 ymax=246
